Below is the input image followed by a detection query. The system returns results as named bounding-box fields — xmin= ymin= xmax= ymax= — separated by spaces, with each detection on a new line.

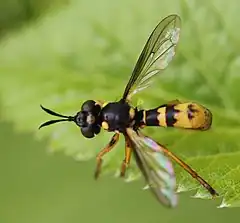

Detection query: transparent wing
xmin=126 ymin=128 xmax=177 ymax=207
xmin=122 ymin=14 xmax=181 ymax=101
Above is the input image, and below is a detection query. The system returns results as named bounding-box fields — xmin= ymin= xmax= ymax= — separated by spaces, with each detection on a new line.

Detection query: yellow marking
xmin=157 ymin=107 xmax=167 ymax=127
xmin=102 ymin=102 xmax=109 ymax=108
xmin=142 ymin=110 xmax=146 ymax=124
xmin=102 ymin=121 xmax=109 ymax=130
xmin=129 ymin=108 xmax=135 ymax=119
xmin=95 ymin=100 xmax=105 ymax=107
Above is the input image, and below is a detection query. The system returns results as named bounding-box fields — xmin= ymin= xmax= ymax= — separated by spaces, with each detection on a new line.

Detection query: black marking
xmin=165 ymin=105 xmax=179 ymax=127
xmin=109 ymin=137 xmax=117 ymax=146
xmin=109 ymin=138 xmax=116 ymax=147
xmin=187 ymin=111 xmax=194 ymax=120
xmin=145 ymin=109 xmax=159 ymax=126
xmin=208 ymin=185 xmax=219 ymax=196
xmin=134 ymin=110 xmax=144 ymax=129
xmin=187 ymin=104 xmax=198 ymax=120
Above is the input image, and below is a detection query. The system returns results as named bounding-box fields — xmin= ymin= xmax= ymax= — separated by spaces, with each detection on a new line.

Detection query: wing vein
xmin=122 ymin=14 xmax=181 ymax=102
xmin=126 ymin=128 xmax=177 ymax=207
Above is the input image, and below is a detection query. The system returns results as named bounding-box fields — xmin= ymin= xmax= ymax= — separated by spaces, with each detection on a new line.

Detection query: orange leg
xmin=94 ymin=133 xmax=120 ymax=179
xmin=120 ymin=135 xmax=132 ymax=177
xmin=156 ymin=141 xmax=219 ymax=196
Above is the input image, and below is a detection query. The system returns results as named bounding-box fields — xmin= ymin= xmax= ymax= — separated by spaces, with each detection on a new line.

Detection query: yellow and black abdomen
xmin=140 ymin=102 xmax=212 ymax=130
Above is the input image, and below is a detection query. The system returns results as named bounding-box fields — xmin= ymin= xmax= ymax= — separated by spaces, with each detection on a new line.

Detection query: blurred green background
xmin=0 ymin=0 xmax=240 ymax=222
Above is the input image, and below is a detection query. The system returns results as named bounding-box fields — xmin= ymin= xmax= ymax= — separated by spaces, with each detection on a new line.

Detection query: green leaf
xmin=0 ymin=0 xmax=240 ymax=208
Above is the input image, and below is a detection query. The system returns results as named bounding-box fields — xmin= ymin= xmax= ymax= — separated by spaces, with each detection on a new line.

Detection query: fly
xmin=39 ymin=14 xmax=218 ymax=207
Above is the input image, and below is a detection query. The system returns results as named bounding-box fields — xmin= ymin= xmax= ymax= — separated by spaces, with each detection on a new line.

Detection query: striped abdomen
xmin=138 ymin=102 xmax=212 ymax=130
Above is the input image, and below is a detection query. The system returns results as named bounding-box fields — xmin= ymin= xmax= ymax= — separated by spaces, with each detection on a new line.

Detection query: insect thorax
xmin=100 ymin=101 xmax=135 ymax=132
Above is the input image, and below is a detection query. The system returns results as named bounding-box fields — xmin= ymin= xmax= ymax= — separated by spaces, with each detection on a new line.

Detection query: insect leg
xmin=120 ymin=135 xmax=133 ymax=177
xmin=152 ymin=140 xmax=219 ymax=196
xmin=95 ymin=133 xmax=120 ymax=179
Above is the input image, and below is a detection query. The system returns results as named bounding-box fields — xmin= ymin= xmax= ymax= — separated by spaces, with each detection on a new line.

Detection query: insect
xmin=39 ymin=14 xmax=218 ymax=207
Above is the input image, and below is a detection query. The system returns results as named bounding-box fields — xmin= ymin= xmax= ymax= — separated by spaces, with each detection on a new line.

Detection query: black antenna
xmin=39 ymin=105 xmax=75 ymax=129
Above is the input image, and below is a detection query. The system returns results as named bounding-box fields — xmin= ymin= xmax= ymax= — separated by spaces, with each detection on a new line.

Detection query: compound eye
xmin=81 ymin=100 xmax=95 ymax=112
xmin=81 ymin=126 xmax=94 ymax=138
xmin=75 ymin=111 xmax=87 ymax=127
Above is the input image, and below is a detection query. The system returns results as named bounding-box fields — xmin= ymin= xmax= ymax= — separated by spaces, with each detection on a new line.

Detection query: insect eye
xmin=81 ymin=100 xmax=96 ymax=112
xmin=80 ymin=124 xmax=101 ymax=138
xmin=81 ymin=126 xmax=95 ymax=138
xmin=75 ymin=111 xmax=87 ymax=127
